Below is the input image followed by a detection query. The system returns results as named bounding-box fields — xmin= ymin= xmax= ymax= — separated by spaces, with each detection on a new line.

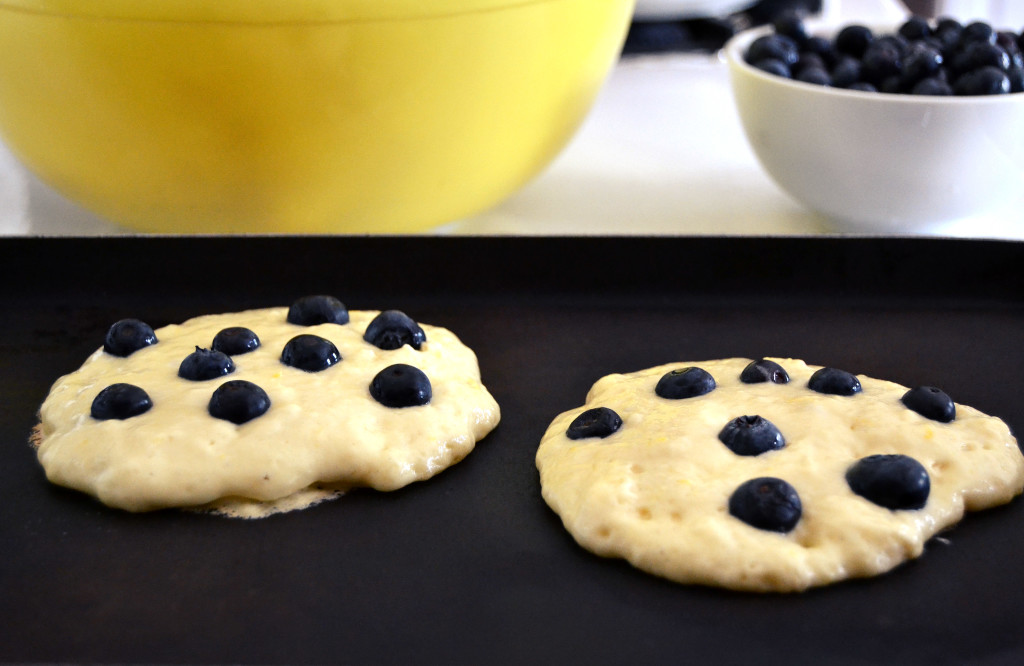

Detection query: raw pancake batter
xmin=34 ymin=296 xmax=500 ymax=517
xmin=536 ymin=357 xmax=1024 ymax=592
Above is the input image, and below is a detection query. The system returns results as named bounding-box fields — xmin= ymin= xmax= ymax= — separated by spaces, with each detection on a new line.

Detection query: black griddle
xmin=1 ymin=235 xmax=1022 ymax=665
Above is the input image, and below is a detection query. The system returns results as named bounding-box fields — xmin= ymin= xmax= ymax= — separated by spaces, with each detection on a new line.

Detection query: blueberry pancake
xmin=536 ymin=357 xmax=1024 ymax=592
xmin=33 ymin=296 xmax=500 ymax=517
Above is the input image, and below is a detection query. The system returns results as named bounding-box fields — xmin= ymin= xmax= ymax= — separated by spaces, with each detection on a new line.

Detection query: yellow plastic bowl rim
xmin=0 ymin=0 xmax=578 ymax=23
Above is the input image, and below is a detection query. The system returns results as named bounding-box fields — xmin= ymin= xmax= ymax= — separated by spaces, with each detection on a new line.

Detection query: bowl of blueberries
xmin=724 ymin=12 xmax=1024 ymax=233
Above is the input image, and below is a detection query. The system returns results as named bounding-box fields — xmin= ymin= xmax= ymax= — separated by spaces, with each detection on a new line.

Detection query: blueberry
xmin=808 ymin=367 xmax=862 ymax=396
xmin=796 ymin=66 xmax=831 ymax=86
xmin=103 ymin=319 xmax=157 ymax=357
xmin=861 ymin=44 xmax=903 ymax=86
xmin=954 ymin=66 xmax=1011 ymax=95
xmin=879 ymin=75 xmax=903 ymax=94
xmin=655 ymin=367 xmax=716 ymax=400
xmin=898 ymin=16 xmax=931 ymax=41
xmin=901 ymin=43 xmax=944 ymax=87
xmin=901 ymin=385 xmax=956 ymax=423
xmin=281 ymin=334 xmax=341 ymax=372
xmin=566 ymin=407 xmax=623 ymax=440
xmin=178 ymin=346 xmax=235 ymax=381
xmin=954 ymin=42 xmax=1011 ymax=74
xmin=960 ymin=21 xmax=995 ymax=46
xmin=740 ymin=359 xmax=790 ymax=384
xmin=1009 ymin=66 xmax=1024 ymax=92
xmin=934 ymin=17 xmax=963 ymax=47
xmin=363 ymin=310 xmax=426 ymax=351
xmin=370 ymin=364 xmax=432 ymax=408
xmin=211 ymin=327 xmax=261 ymax=355
xmin=912 ymin=77 xmax=953 ymax=95
xmin=835 ymin=24 xmax=874 ymax=58
xmin=91 ymin=383 xmax=153 ymax=420
xmin=753 ymin=58 xmax=792 ymax=78
xmin=747 ymin=34 xmax=800 ymax=67
xmin=983 ymin=41 xmax=1015 ymax=70
xmin=919 ymin=35 xmax=948 ymax=53
xmin=728 ymin=477 xmax=802 ymax=533
xmin=846 ymin=454 xmax=930 ymax=510
xmin=831 ymin=56 xmax=863 ymax=88
xmin=718 ymin=415 xmax=786 ymax=456
xmin=208 ymin=380 xmax=271 ymax=424
xmin=996 ymin=32 xmax=1024 ymax=68
xmin=772 ymin=10 xmax=808 ymax=46
xmin=286 ymin=295 xmax=349 ymax=326
xmin=874 ymin=34 xmax=910 ymax=57
xmin=803 ymin=36 xmax=838 ymax=68
xmin=846 ymin=81 xmax=878 ymax=92
xmin=795 ymin=52 xmax=826 ymax=74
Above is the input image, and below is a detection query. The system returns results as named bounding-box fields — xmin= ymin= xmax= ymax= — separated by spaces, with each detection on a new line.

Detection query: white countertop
xmin=2 ymin=0 xmax=1022 ymax=239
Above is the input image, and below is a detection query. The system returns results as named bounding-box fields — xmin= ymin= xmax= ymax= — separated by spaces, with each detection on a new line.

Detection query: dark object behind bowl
xmin=624 ymin=0 xmax=824 ymax=54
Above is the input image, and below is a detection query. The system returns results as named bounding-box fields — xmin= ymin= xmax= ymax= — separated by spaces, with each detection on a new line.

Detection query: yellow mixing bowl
xmin=0 ymin=0 xmax=634 ymax=233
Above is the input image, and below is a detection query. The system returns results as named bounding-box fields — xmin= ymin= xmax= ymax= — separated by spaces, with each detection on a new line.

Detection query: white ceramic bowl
xmin=725 ymin=24 xmax=1024 ymax=233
